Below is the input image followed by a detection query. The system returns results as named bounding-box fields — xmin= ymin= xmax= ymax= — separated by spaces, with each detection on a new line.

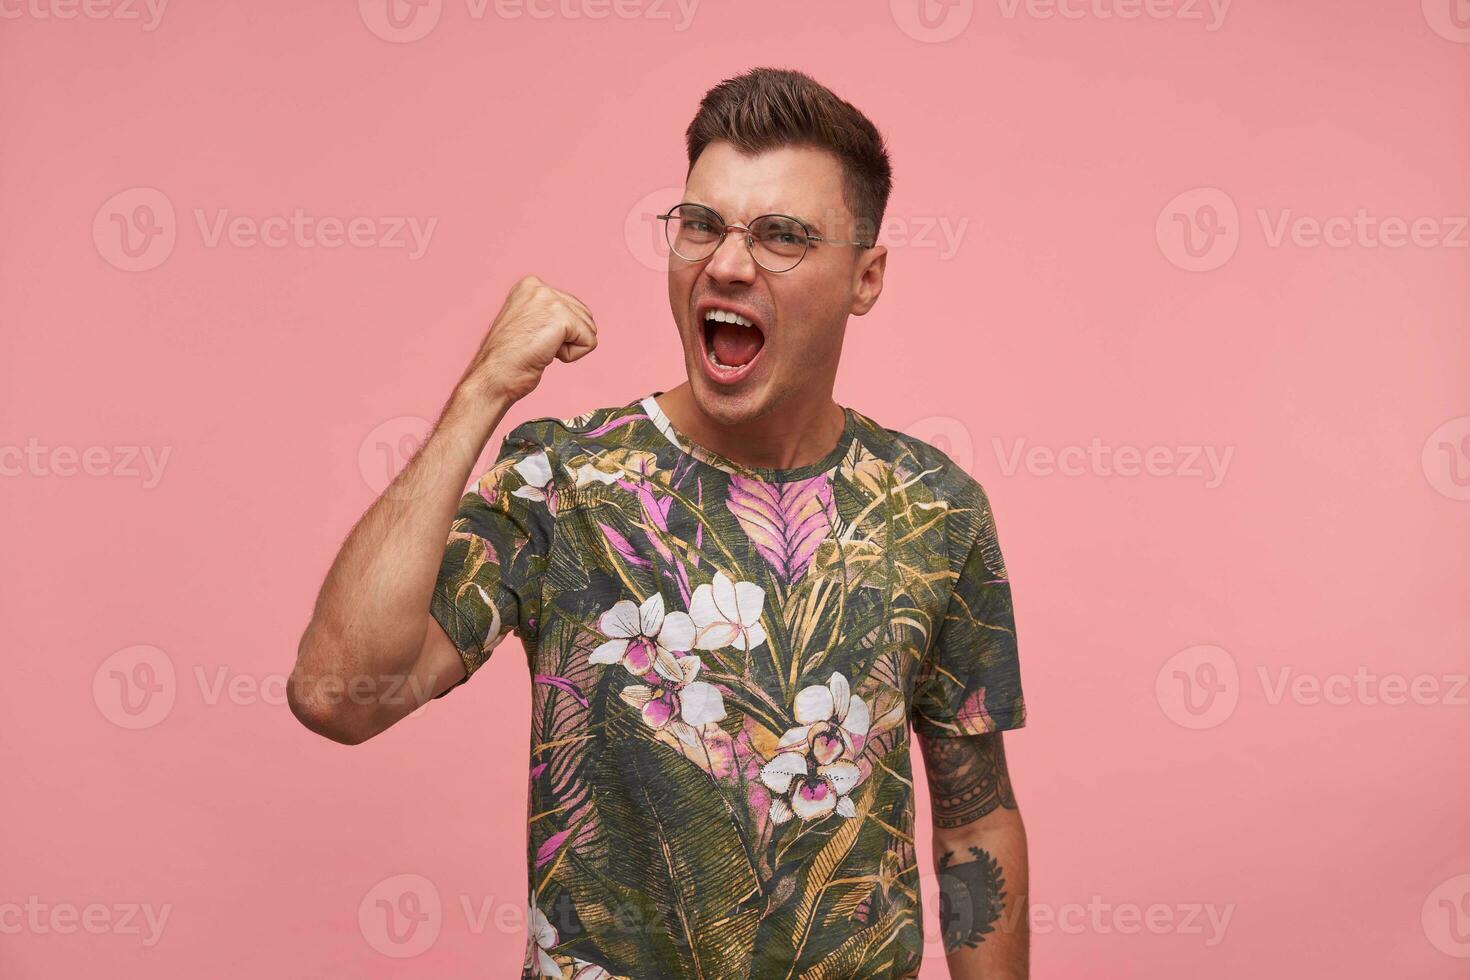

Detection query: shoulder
xmin=845 ymin=408 xmax=1005 ymax=572
xmin=492 ymin=396 xmax=666 ymax=495
xmin=846 ymin=408 xmax=993 ymax=512
xmin=499 ymin=397 xmax=648 ymax=453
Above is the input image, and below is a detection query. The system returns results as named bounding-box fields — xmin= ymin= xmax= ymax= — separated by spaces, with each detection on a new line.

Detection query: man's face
xmin=667 ymin=141 xmax=885 ymax=425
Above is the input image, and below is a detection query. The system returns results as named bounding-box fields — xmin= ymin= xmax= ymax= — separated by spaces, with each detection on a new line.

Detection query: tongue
xmin=711 ymin=321 xmax=763 ymax=368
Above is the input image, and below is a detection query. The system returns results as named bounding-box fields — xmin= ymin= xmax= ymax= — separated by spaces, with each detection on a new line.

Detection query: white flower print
xmin=511 ymin=450 xmax=555 ymax=504
xmin=689 ymin=571 xmax=766 ymax=651
xmin=568 ymin=461 xmax=623 ymax=488
xmin=525 ymin=903 xmax=560 ymax=978
xmin=759 ymin=672 xmax=871 ymax=823
xmin=618 ymin=654 xmax=727 ymax=732
xmin=589 ymin=593 xmax=694 ymax=680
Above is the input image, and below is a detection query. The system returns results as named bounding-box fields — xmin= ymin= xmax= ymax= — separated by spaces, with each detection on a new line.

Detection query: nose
xmin=702 ymin=225 xmax=759 ymax=286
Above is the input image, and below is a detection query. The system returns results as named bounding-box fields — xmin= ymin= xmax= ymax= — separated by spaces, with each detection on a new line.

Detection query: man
xmin=290 ymin=67 xmax=1028 ymax=979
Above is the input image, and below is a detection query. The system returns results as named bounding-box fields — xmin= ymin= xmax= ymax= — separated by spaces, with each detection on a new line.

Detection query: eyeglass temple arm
xmin=809 ymin=233 xmax=876 ymax=249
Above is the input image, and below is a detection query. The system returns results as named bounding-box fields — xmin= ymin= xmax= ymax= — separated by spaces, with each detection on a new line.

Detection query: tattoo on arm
xmin=919 ymin=732 xmax=1016 ymax=829
xmin=937 ymin=845 xmax=1006 ymax=953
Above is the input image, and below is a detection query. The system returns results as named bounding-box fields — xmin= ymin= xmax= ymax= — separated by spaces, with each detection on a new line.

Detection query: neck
xmin=655 ymin=383 xmax=847 ymax=471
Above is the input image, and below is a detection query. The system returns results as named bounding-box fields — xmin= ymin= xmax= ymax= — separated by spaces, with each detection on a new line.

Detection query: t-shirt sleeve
xmin=428 ymin=426 xmax=557 ymax=700
xmin=910 ymin=488 xmax=1026 ymax=738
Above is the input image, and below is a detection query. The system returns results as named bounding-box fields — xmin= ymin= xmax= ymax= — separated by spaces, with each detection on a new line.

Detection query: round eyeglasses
xmin=656 ymin=203 xmax=875 ymax=273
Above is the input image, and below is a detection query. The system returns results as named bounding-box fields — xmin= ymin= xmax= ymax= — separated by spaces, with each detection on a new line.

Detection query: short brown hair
xmin=684 ymin=67 xmax=893 ymax=243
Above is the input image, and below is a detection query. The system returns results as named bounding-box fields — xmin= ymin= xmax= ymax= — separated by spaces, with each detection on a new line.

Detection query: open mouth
xmin=699 ymin=305 xmax=767 ymax=383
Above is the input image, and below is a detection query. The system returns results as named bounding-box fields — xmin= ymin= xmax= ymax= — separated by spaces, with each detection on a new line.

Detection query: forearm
xmin=919 ymin=731 xmax=1029 ymax=979
xmin=288 ymin=275 xmax=599 ymax=741
xmin=934 ymin=810 xmax=1029 ymax=979
xmin=289 ymin=389 xmax=508 ymax=727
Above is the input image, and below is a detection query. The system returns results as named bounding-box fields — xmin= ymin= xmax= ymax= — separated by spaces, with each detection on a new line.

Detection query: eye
xmin=672 ymin=206 xmax=722 ymax=237
xmin=754 ymin=217 xmax=810 ymax=252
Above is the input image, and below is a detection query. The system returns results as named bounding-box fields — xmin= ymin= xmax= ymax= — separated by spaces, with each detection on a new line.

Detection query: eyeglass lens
xmin=665 ymin=205 xmax=810 ymax=272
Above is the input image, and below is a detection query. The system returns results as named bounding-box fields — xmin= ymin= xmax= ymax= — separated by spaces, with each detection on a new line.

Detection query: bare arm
xmin=919 ymin=731 xmax=1029 ymax=979
xmin=287 ymin=275 xmax=598 ymax=744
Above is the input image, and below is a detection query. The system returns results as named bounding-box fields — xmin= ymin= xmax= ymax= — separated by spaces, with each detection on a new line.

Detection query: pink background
xmin=3 ymin=1 xmax=1467 ymax=976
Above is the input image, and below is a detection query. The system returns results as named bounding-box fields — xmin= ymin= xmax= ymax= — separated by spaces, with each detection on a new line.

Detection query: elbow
xmin=287 ymin=679 xmax=375 ymax=745
xmin=287 ymin=633 xmax=380 ymax=746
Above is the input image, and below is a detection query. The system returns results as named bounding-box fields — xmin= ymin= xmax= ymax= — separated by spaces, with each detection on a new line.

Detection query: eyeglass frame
xmin=656 ymin=201 xmax=877 ymax=273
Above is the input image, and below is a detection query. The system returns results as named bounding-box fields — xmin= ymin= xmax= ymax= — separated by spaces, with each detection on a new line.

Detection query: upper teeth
xmin=705 ymin=309 xmax=756 ymax=329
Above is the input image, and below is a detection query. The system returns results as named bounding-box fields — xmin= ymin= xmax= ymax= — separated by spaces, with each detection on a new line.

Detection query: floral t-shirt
xmin=430 ymin=392 xmax=1025 ymax=980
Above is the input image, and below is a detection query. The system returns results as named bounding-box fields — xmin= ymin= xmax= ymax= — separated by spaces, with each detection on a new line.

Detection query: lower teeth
xmin=709 ymin=346 xmax=740 ymax=370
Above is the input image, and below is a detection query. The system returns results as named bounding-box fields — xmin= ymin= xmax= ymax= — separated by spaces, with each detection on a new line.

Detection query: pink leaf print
xmin=956 ymin=685 xmax=996 ymax=736
xmin=725 ymin=473 xmax=833 ymax=584
xmin=621 ymin=478 xmax=692 ymax=605
xmin=598 ymin=521 xmax=651 ymax=569
xmin=535 ymin=828 xmax=570 ymax=868
xmin=534 ymin=674 xmax=588 ymax=708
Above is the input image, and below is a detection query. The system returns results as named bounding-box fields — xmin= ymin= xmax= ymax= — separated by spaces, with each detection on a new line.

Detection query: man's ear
xmin=851 ymin=245 xmax=887 ymax=316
